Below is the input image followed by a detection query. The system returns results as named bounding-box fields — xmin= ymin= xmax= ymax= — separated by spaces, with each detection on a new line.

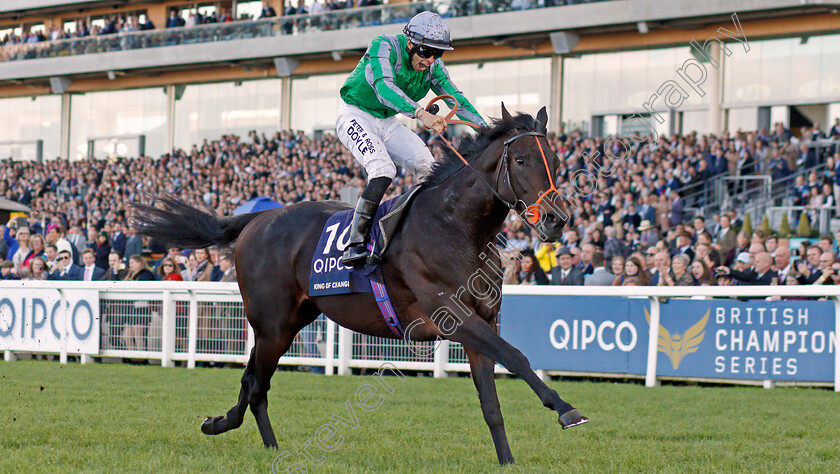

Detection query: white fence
xmin=1 ymin=281 xmax=839 ymax=391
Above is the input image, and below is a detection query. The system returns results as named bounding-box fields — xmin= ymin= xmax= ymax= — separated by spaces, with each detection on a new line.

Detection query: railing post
xmin=246 ymin=322 xmax=255 ymax=360
xmin=161 ymin=290 xmax=175 ymax=368
xmin=4 ymin=351 xmax=16 ymax=361
xmin=59 ymin=289 xmax=68 ymax=365
xmin=645 ymin=295 xmax=660 ymax=387
xmin=433 ymin=339 xmax=450 ymax=378
xmin=187 ymin=290 xmax=198 ymax=369
xmin=337 ymin=326 xmax=352 ymax=376
xmin=325 ymin=319 xmax=336 ymax=376
xmin=834 ymin=296 xmax=840 ymax=393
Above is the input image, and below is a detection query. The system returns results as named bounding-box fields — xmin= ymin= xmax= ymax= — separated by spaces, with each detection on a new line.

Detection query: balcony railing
xmin=0 ymin=0 xmax=613 ymax=63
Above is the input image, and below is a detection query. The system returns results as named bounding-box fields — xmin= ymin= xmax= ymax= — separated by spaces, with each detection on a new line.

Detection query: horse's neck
xmin=425 ymin=147 xmax=511 ymax=249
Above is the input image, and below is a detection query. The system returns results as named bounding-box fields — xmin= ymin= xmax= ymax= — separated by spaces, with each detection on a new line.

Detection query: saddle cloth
xmin=309 ymin=186 xmax=422 ymax=297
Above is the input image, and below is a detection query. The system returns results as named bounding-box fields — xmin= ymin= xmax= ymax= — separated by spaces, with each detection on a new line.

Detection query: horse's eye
xmin=515 ymin=157 xmax=526 ymax=166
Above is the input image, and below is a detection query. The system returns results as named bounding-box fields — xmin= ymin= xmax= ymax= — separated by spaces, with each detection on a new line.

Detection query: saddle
xmin=370 ymin=185 xmax=423 ymax=261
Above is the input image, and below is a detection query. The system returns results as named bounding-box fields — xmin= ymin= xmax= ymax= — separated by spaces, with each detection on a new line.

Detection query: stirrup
xmin=342 ymin=243 xmax=370 ymax=267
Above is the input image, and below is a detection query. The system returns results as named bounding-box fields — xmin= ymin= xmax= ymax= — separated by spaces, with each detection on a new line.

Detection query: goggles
xmin=415 ymin=45 xmax=443 ymax=59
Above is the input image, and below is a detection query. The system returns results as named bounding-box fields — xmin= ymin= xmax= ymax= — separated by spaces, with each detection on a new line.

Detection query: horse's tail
xmin=131 ymin=195 xmax=264 ymax=249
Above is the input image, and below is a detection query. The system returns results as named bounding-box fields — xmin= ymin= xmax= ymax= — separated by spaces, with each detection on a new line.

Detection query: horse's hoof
xmin=201 ymin=415 xmax=224 ymax=435
xmin=559 ymin=409 xmax=589 ymax=429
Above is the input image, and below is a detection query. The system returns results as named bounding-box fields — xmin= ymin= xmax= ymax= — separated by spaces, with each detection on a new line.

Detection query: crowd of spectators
xmin=2 ymin=114 xmax=840 ymax=290
xmin=0 ymin=0 xmax=608 ymax=61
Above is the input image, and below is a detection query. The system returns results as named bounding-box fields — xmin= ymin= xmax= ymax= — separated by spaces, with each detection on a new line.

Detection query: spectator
xmin=91 ymin=232 xmax=112 ymax=270
xmin=619 ymin=256 xmax=649 ymax=286
xmin=166 ymin=9 xmax=186 ymax=28
xmin=185 ymin=247 xmax=214 ymax=281
xmin=158 ymin=257 xmax=184 ymax=281
xmin=122 ymin=255 xmax=156 ymax=353
xmin=534 ymin=242 xmax=558 ymax=273
xmin=638 ymin=220 xmax=659 ymax=247
xmin=111 ymin=222 xmax=127 ymax=257
xmin=518 ymin=250 xmax=549 ymax=285
xmin=549 ymin=247 xmax=583 ymax=285
xmin=23 ymin=234 xmax=46 ymax=269
xmin=603 ymin=226 xmax=627 ymax=263
xmin=662 ymin=254 xmax=693 ymax=286
xmin=80 ymin=248 xmax=106 ymax=281
xmin=101 ymin=251 xmax=126 ymax=281
xmin=721 ymin=252 xmax=778 ymax=285
xmin=675 ymin=231 xmax=695 ymax=262
xmin=25 ymin=256 xmax=49 ymax=281
xmin=43 ymin=244 xmax=58 ymax=270
xmin=690 ymin=260 xmax=714 ymax=286
xmin=260 ymin=1 xmax=278 ymax=18
xmin=10 ymin=226 xmax=30 ymax=272
xmin=585 ymin=251 xmax=614 ymax=285
xmin=48 ymin=250 xmax=83 ymax=280
xmin=124 ymin=226 xmax=143 ymax=261
xmin=579 ymin=243 xmax=595 ymax=276
xmin=649 ymin=251 xmax=671 ymax=286
xmin=218 ymin=250 xmax=237 ymax=282
xmin=502 ymin=250 xmax=521 ymax=285
xmin=1 ymin=260 xmax=20 ymax=280
xmin=609 ymin=256 xmax=625 ymax=282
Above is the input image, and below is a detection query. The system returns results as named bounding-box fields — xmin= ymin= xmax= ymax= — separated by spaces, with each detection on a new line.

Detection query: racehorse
xmin=132 ymin=103 xmax=587 ymax=465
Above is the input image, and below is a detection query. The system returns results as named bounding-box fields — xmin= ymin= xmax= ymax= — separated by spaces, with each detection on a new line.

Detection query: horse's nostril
xmin=545 ymin=213 xmax=558 ymax=224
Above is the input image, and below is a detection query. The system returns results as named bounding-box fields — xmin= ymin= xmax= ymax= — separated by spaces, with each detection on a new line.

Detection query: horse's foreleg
xmin=452 ymin=318 xmax=588 ymax=429
xmin=201 ymin=347 xmax=256 ymax=436
xmin=465 ymin=346 xmax=514 ymax=465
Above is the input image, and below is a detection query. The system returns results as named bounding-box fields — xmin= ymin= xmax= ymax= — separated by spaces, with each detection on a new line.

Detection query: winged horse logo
xmin=644 ymin=308 xmax=709 ymax=370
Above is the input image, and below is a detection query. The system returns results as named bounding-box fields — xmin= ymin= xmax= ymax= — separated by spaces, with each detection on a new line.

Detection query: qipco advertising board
xmin=0 ymin=289 xmax=100 ymax=354
xmin=500 ymin=295 xmax=836 ymax=383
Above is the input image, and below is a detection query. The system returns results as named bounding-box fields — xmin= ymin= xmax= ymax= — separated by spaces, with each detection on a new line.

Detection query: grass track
xmin=1 ymin=361 xmax=839 ymax=472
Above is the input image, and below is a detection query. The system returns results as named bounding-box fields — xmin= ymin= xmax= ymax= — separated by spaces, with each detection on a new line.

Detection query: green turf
xmin=1 ymin=361 xmax=839 ymax=473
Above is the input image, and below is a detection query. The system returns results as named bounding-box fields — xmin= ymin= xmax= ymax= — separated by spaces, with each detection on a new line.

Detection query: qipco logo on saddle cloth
xmin=310 ymin=219 xmax=355 ymax=296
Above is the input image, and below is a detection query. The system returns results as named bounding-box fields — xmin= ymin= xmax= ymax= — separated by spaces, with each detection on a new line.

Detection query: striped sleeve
xmin=364 ymin=37 xmax=421 ymax=118
xmin=430 ymin=61 xmax=487 ymax=127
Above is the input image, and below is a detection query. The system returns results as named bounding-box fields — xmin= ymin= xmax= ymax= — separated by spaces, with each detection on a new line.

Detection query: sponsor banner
xmin=501 ymin=295 xmax=837 ymax=383
xmin=500 ymin=296 xmax=650 ymax=374
xmin=0 ymin=289 xmax=100 ymax=354
xmin=657 ymin=299 xmax=836 ymax=382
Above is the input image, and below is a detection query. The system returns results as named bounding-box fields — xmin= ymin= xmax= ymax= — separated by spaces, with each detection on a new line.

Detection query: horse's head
xmin=496 ymin=103 xmax=568 ymax=242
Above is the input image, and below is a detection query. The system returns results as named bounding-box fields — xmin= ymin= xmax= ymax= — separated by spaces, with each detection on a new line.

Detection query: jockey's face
xmin=408 ymin=42 xmax=438 ymax=71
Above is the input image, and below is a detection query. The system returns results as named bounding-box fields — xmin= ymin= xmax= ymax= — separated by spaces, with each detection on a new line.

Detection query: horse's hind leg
xmin=465 ymin=346 xmax=514 ymax=465
xmin=201 ymin=347 xmax=256 ymax=436
xmin=249 ymin=301 xmax=321 ymax=448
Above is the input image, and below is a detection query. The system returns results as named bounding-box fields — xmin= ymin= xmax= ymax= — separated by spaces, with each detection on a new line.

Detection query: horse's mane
xmin=423 ymin=112 xmax=545 ymax=187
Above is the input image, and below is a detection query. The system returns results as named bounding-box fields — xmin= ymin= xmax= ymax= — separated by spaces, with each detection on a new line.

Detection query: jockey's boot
xmin=342 ymin=197 xmax=379 ymax=266
xmin=342 ymin=176 xmax=392 ymax=266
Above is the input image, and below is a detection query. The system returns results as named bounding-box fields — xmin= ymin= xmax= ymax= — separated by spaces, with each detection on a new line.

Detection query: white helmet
xmin=403 ymin=11 xmax=453 ymax=51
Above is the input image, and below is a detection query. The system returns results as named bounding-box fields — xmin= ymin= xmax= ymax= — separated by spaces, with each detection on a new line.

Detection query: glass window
xmin=70 ymin=88 xmax=167 ymax=160
xmin=174 ymin=79 xmax=282 ymax=150
xmin=0 ymin=95 xmax=61 ymax=160
xmin=235 ymin=1 xmax=262 ymax=20
xmin=564 ymin=46 xmax=710 ymax=135
xmin=290 ymin=74 xmax=344 ymax=133
xmin=727 ymin=107 xmax=757 ymax=132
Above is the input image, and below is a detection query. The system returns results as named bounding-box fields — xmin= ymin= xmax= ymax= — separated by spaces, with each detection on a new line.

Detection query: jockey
xmin=337 ymin=11 xmax=487 ymax=266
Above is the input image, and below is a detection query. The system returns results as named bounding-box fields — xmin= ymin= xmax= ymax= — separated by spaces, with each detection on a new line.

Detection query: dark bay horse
xmin=132 ymin=104 xmax=587 ymax=465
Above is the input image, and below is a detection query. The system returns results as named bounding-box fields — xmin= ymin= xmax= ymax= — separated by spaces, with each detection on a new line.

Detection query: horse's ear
xmin=501 ymin=102 xmax=512 ymax=122
xmin=536 ymin=106 xmax=548 ymax=132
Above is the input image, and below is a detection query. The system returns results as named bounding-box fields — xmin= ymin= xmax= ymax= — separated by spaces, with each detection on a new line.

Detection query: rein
xmin=425 ymin=95 xmax=559 ymax=225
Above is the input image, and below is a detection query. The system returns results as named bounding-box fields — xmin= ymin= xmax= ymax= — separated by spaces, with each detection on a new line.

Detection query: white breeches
xmin=335 ymin=102 xmax=434 ymax=181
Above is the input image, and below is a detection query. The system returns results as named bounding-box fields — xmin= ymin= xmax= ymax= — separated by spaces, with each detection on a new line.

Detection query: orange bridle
xmin=427 ymin=95 xmax=560 ymax=225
